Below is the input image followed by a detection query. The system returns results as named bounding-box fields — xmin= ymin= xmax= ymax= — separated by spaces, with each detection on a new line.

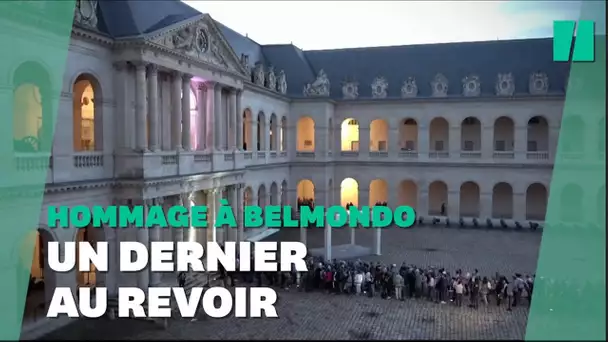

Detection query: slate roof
xmin=94 ymin=1 xmax=569 ymax=99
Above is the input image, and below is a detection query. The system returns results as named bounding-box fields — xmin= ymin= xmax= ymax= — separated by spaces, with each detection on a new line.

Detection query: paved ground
xmin=37 ymin=226 xmax=542 ymax=340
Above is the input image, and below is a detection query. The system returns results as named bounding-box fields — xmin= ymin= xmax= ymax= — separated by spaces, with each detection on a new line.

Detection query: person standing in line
xmin=455 ymin=280 xmax=464 ymax=306
xmin=394 ymin=271 xmax=404 ymax=301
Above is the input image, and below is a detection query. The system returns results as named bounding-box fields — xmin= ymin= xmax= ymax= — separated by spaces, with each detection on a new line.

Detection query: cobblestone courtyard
xmin=39 ymin=226 xmax=542 ymax=340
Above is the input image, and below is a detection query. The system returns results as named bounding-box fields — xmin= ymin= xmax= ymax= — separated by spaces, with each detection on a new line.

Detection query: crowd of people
xmin=215 ymin=256 xmax=534 ymax=312
xmin=296 ymin=197 xmax=315 ymax=210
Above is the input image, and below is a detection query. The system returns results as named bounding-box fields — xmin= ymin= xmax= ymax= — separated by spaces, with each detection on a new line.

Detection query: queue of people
xmin=220 ymin=256 xmax=534 ymax=312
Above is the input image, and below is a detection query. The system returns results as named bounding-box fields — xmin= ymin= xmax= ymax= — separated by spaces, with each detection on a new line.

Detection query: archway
xmin=459 ymin=181 xmax=480 ymax=217
xmin=186 ymin=87 xmax=198 ymax=150
xmin=242 ymin=109 xmax=253 ymax=151
xmin=399 ymin=118 xmax=418 ymax=151
xmin=493 ymin=116 xmax=514 ymax=153
xmin=76 ymin=225 xmax=100 ymax=288
xmin=341 ymin=118 xmax=360 ymax=151
xmin=428 ymin=181 xmax=448 ymax=215
xmin=13 ymin=61 xmax=52 ymax=153
xmin=296 ymin=117 xmax=315 ymax=152
xmin=22 ymin=229 xmax=56 ymax=323
xmin=369 ymin=179 xmax=388 ymax=206
xmin=492 ymin=182 xmax=513 ymax=218
xmin=526 ymin=183 xmax=548 ymax=220
xmin=280 ymin=180 xmax=288 ymax=206
xmin=560 ymin=183 xmax=583 ymax=223
xmin=73 ymin=74 xmax=102 ymax=151
xmin=257 ymin=112 xmax=266 ymax=151
xmin=398 ymin=180 xmax=418 ymax=209
xmin=257 ymin=184 xmax=267 ymax=207
xmin=461 ymin=117 xmax=481 ymax=151
xmin=340 ymin=178 xmax=359 ymax=208
xmin=328 ymin=118 xmax=334 ymax=151
xmin=270 ymin=182 xmax=279 ymax=205
xmin=280 ymin=116 xmax=287 ymax=152
xmin=429 ymin=117 xmax=449 ymax=153
xmin=297 ymin=179 xmax=315 ymax=209
xmin=527 ymin=116 xmax=549 ymax=152
xmin=269 ymin=114 xmax=278 ymax=151
xmin=369 ymin=119 xmax=388 ymax=151
xmin=561 ymin=116 xmax=585 ymax=153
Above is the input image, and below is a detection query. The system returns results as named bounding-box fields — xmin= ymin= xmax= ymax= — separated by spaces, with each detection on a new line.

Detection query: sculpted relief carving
xmin=371 ymin=76 xmax=388 ymax=99
xmin=240 ymin=54 xmax=251 ymax=75
xmin=401 ymin=77 xmax=418 ymax=98
xmin=431 ymin=73 xmax=448 ymax=97
xmin=266 ymin=66 xmax=277 ymax=90
xmin=342 ymin=80 xmax=359 ymax=99
xmin=495 ymin=73 xmax=515 ymax=96
xmin=253 ymin=63 xmax=265 ymax=86
xmin=529 ymin=72 xmax=549 ymax=95
xmin=277 ymin=70 xmax=287 ymax=94
xmin=303 ymin=69 xmax=330 ymax=97
xmin=462 ymin=74 xmax=481 ymax=97
xmin=74 ymin=0 xmax=98 ymax=29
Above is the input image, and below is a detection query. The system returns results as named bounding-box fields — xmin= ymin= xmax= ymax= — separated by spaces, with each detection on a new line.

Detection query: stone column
xmin=447 ymin=190 xmax=460 ymax=220
xmin=136 ymin=200 xmax=150 ymax=291
xmin=196 ymin=83 xmax=207 ymax=150
xmin=148 ymin=198 xmax=162 ymax=286
xmin=227 ymin=186 xmax=238 ymax=241
xmin=514 ymin=125 xmax=527 ymax=161
xmin=205 ymin=82 xmax=216 ymax=151
xmin=170 ymin=195 xmax=184 ymax=271
xmin=236 ymin=184 xmax=245 ymax=243
xmin=236 ymin=91 xmax=243 ymax=150
xmin=482 ymin=124 xmax=494 ymax=159
xmin=134 ymin=63 xmax=148 ymax=152
xmin=449 ymin=125 xmax=461 ymax=158
xmin=229 ymin=90 xmax=238 ymax=150
xmin=359 ymin=126 xmax=370 ymax=154
xmin=388 ymin=118 xmax=399 ymax=156
xmin=251 ymin=118 xmax=258 ymax=152
xmin=373 ymin=224 xmax=381 ymax=256
xmin=513 ymin=192 xmax=526 ymax=222
xmin=181 ymin=193 xmax=195 ymax=243
xmin=181 ymin=74 xmax=193 ymax=151
xmin=214 ymin=84 xmax=224 ymax=150
xmin=171 ymin=71 xmax=183 ymax=150
xmin=147 ymin=65 xmax=160 ymax=151
xmin=479 ymin=192 xmax=492 ymax=220
xmin=114 ymin=62 xmax=132 ymax=151
xmin=549 ymin=125 xmax=560 ymax=160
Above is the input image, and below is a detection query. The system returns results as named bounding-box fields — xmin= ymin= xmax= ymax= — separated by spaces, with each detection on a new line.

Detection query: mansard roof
xmin=93 ymin=0 xmax=570 ymax=99
xmin=97 ymin=0 xmax=201 ymax=38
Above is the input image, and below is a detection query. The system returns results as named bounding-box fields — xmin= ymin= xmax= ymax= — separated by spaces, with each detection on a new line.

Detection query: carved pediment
xmin=74 ymin=0 xmax=98 ymax=29
xmin=149 ymin=15 xmax=248 ymax=77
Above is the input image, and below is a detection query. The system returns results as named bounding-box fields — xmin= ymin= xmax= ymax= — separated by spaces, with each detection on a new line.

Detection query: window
xmin=377 ymin=140 xmax=387 ymax=151
xmin=528 ymin=141 xmax=538 ymax=151
xmin=351 ymin=141 xmax=359 ymax=150
xmin=464 ymin=140 xmax=474 ymax=151
xmin=434 ymin=140 xmax=444 ymax=151
xmin=405 ymin=140 xmax=415 ymax=151
xmin=495 ymin=140 xmax=505 ymax=151
xmin=304 ymin=140 xmax=313 ymax=147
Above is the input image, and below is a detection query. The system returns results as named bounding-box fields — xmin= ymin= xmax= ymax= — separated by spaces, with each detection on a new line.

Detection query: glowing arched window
xmin=189 ymin=89 xmax=196 ymax=111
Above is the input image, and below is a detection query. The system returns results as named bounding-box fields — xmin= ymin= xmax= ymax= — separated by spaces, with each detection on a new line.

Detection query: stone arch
xmin=22 ymin=228 xmax=57 ymax=322
xmin=340 ymin=177 xmax=359 ymax=207
xmin=398 ymin=180 xmax=418 ymax=209
xmin=296 ymin=116 xmax=315 ymax=152
xmin=560 ymin=183 xmax=583 ymax=223
xmin=257 ymin=184 xmax=267 ymax=207
xmin=527 ymin=116 xmax=549 ymax=152
xmin=493 ymin=116 xmax=514 ymax=153
xmin=461 ymin=117 xmax=481 ymax=151
xmin=13 ymin=61 xmax=53 ymax=153
xmin=269 ymin=113 xmax=278 ymax=151
xmin=72 ymin=73 xmax=104 ymax=152
xmin=459 ymin=181 xmax=480 ymax=217
xmin=242 ymin=108 xmax=253 ymax=151
xmin=429 ymin=117 xmax=449 ymax=153
xmin=341 ymin=118 xmax=360 ymax=151
xmin=257 ymin=111 xmax=266 ymax=151
xmin=370 ymin=119 xmax=389 ymax=151
xmin=369 ymin=179 xmax=388 ymax=206
xmin=492 ymin=182 xmax=513 ymax=218
xmin=270 ymin=182 xmax=279 ymax=205
xmin=399 ymin=118 xmax=418 ymax=151
xmin=526 ymin=183 xmax=548 ymax=220
xmin=297 ymin=179 xmax=315 ymax=202
xmin=428 ymin=181 xmax=448 ymax=215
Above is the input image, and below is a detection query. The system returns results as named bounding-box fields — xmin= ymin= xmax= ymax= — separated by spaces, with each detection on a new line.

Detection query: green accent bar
xmin=526 ymin=1 xmax=606 ymax=341
xmin=572 ymin=20 xmax=595 ymax=62
xmin=553 ymin=20 xmax=576 ymax=62
xmin=0 ymin=1 xmax=75 ymax=340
